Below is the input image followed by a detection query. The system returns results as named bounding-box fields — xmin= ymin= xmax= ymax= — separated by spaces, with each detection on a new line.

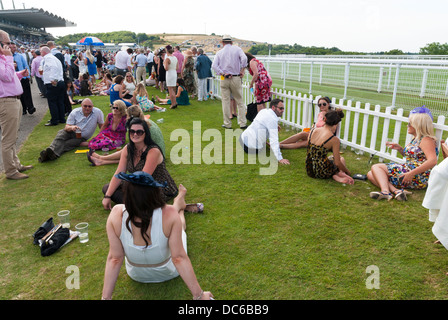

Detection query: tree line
xmin=249 ymin=42 xmax=448 ymax=56
xmin=56 ymin=31 xmax=162 ymax=48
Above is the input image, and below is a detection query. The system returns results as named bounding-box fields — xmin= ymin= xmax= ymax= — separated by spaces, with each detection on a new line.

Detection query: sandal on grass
xmin=393 ymin=189 xmax=409 ymax=201
xmin=185 ymin=203 xmax=204 ymax=213
xmin=369 ymin=191 xmax=393 ymax=201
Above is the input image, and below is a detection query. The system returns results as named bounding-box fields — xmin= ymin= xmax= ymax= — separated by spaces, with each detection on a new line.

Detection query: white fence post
xmin=377 ymin=67 xmax=384 ymax=93
xmin=420 ymin=68 xmax=429 ymax=98
xmin=391 ymin=63 xmax=401 ymax=108
xmin=309 ymin=62 xmax=314 ymax=95
xmin=343 ymin=63 xmax=350 ymax=100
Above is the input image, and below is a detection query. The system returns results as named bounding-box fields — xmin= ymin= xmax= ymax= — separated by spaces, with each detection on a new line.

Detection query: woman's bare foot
xmin=434 ymin=240 xmax=441 ymax=244
xmin=91 ymin=152 xmax=100 ymax=159
xmin=173 ymin=184 xmax=187 ymax=212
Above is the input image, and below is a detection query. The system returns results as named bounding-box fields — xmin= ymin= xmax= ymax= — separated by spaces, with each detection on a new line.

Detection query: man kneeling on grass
xmin=38 ymin=98 xmax=104 ymax=162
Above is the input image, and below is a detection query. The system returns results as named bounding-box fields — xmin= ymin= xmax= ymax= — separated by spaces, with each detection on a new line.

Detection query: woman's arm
xmin=176 ymin=86 xmax=183 ymax=98
xmin=167 ymin=208 xmax=213 ymax=300
xmin=99 ymin=114 xmax=110 ymax=132
xmin=401 ymin=137 xmax=438 ymax=185
xmin=330 ymin=138 xmax=351 ymax=176
xmin=102 ymin=205 xmax=125 ymax=300
xmin=164 ymin=57 xmax=170 ymax=70
xmin=249 ymin=60 xmax=258 ymax=88
xmin=142 ymin=147 xmax=164 ymax=174
xmin=103 ymin=146 xmax=129 ymax=210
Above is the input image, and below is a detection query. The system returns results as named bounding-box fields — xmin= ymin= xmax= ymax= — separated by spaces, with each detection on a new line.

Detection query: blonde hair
xmin=86 ymin=50 xmax=94 ymax=64
xmin=135 ymin=83 xmax=147 ymax=97
xmin=126 ymin=105 xmax=144 ymax=121
xmin=408 ymin=113 xmax=436 ymax=141
xmin=113 ymin=100 xmax=127 ymax=117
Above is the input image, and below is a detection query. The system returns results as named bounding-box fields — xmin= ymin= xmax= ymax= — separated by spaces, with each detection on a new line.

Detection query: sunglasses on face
xmin=130 ymin=129 xmax=145 ymax=136
xmin=276 ymin=106 xmax=285 ymax=110
xmin=318 ymin=103 xmax=328 ymax=107
xmin=111 ymin=107 xmax=119 ymax=110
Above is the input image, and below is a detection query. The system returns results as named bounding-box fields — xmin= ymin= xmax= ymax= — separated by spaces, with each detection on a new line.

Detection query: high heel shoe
xmin=369 ymin=191 xmax=392 ymax=201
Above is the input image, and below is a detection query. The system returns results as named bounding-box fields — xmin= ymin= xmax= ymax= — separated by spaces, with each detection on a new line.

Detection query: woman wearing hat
xmin=102 ymin=171 xmax=213 ymax=300
xmin=367 ymin=107 xmax=439 ymax=201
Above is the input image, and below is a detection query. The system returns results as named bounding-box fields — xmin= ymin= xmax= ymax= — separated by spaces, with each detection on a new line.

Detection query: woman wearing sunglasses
xmin=88 ymin=100 xmax=127 ymax=151
xmin=102 ymin=117 xmax=178 ymax=210
xmin=367 ymin=107 xmax=438 ymax=201
xmin=279 ymin=96 xmax=332 ymax=149
xmin=88 ymin=105 xmax=166 ymax=166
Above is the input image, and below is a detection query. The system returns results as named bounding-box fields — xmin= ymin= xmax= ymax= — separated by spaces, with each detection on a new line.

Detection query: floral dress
xmin=249 ymin=59 xmax=272 ymax=104
xmin=88 ymin=113 xmax=127 ymax=150
xmin=386 ymin=138 xmax=437 ymax=189
xmin=305 ymin=129 xmax=339 ymax=179
xmin=136 ymin=94 xmax=155 ymax=112
xmin=183 ymin=56 xmax=197 ymax=95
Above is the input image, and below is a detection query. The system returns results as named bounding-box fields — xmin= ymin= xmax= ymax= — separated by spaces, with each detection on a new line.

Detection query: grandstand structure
xmin=0 ymin=7 xmax=75 ymax=45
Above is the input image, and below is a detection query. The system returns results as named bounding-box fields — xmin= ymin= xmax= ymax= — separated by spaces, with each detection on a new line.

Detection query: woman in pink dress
xmin=245 ymin=52 xmax=272 ymax=112
xmin=88 ymin=100 xmax=127 ymax=151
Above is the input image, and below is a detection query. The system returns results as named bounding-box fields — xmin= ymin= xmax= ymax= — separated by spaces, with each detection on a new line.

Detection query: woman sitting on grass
xmin=155 ymin=78 xmax=190 ymax=109
xmin=280 ymin=96 xmax=332 ymax=149
xmin=132 ymin=83 xmax=165 ymax=112
xmin=88 ymin=105 xmax=166 ymax=166
xmin=88 ymin=100 xmax=127 ymax=151
xmin=305 ymin=109 xmax=354 ymax=185
xmin=101 ymin=171 xmax=213 ymax=300
xmin=110 ymin=75 xmax=132 ymax=107
xmin=367 ymin=107 xmax=438 ymax=201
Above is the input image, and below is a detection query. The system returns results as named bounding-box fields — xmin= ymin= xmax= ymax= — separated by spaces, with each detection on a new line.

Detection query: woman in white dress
xmin=101 ymin=171 xmax=213 ymax=300
xmin=422 ymin=139 xmax=448 ymax=272
xmin=163 ymin=45 xmax=178 ymax=109
xmin=75 ymin=51 xmax=87 ymax=75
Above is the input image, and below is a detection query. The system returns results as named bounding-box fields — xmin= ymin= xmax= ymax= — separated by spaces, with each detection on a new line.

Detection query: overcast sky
xmin=6 ymin=0 xmax=447 ymax=53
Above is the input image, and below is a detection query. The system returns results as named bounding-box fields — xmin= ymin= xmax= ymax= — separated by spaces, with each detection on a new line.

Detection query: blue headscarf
xmin=115 ymin=171 xmax=167 ymax=188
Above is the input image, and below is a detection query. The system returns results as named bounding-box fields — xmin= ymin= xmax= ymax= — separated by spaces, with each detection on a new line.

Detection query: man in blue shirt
xmin=10 ymin=41 xmax=36 ymax=115
xmin=38 ymin=98 xmax=104 ymax=163
xmin=195 ymin=49 xmax=212 ymax=102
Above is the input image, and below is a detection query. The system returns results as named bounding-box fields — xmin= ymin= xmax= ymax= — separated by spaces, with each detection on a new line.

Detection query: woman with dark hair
xmin=109 ymin=75 xmax=132 ymax=107
xmin=155 ymin=78 xmax=190 ymax=107
xmin=245 ymin=52 xmax=272 ymax=112
xmin=164 ymin=45 xmax=178 ymax=109
xmin=102 ymin=117 xmax=178 ymax=209
xmin=101 ymin=171 xmax=213 ymax=300
xmin=280 ymin=96 xmax=332 ymax=149
xmin=305 ymin=109 xmax=354 ymax=185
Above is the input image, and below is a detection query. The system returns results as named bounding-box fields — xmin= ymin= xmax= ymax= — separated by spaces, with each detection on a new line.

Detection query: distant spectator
xmin=173 ymin=46 xmax=184 ymax=79
xmin=194 ymin=48 xmax=212 ymax=101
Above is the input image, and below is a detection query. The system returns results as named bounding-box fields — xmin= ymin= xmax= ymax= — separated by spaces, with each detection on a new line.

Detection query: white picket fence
xmin=209 ymin=77 xmax=448 ymax=164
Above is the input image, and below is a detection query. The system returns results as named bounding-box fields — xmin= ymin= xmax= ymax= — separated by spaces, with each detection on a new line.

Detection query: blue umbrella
xmin=76 ymin=36 xmax=104 ymax=46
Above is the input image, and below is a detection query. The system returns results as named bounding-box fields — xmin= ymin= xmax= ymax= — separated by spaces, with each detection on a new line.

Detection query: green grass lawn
xmin=1 ymin=85 xmax=448 ymax=300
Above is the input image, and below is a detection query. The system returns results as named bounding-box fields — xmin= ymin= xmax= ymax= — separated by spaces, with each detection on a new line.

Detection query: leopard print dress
xmin=305 ymin=130 xmax=339 ymax=179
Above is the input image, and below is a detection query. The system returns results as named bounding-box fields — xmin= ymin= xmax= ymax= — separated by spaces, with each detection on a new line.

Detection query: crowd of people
xmin=2 ymin=29 xmax=448 ymax=298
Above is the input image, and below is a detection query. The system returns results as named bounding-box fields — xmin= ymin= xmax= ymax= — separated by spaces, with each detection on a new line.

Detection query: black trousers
xmin=46 ymin=81 xmax=66 ymax=125
xmin=20 ymin=78 xmax=35 ymax=113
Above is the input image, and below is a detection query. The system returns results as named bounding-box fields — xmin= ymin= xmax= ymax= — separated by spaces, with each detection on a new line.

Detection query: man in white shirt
xmin=240 ymin=99 xmax=290 ymax=165
xmin=40 ymin=46 xmax=66 ymax=126
xmin=146 ymin=49 xmax=154 ymax=76
xmin=115 ymin=46 xmax=132 ymax=76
